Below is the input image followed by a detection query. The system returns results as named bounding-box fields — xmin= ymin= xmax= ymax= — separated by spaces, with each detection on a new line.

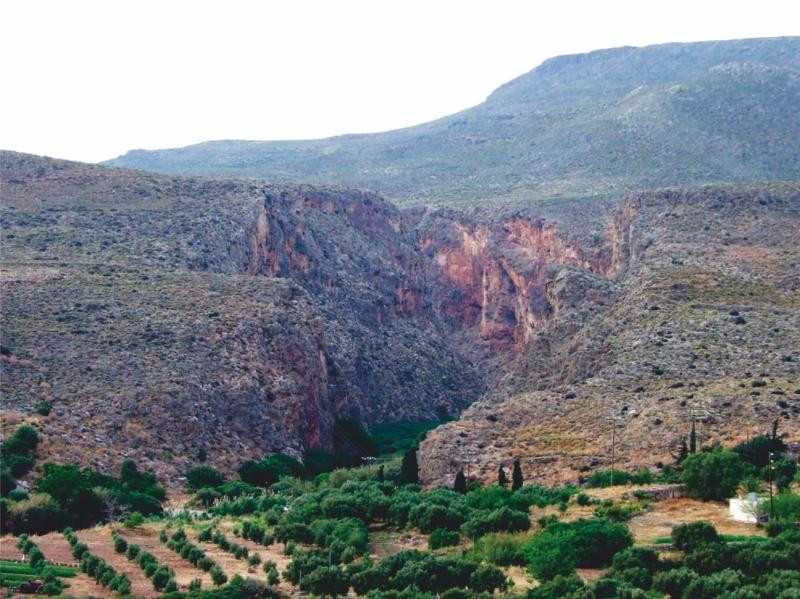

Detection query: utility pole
xmin=606 ymin=418 xmax=618 ymax=486
xmin=769 ymin=452 xmax=775 ymax=520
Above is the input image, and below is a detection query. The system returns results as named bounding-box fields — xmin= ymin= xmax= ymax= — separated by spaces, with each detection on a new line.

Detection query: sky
xmin=1 ymin=0 xmax=798 ymax=163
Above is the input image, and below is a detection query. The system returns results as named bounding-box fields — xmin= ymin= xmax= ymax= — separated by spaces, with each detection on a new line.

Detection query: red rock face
xmin=419 ymin=216 xmax=612 ymax=351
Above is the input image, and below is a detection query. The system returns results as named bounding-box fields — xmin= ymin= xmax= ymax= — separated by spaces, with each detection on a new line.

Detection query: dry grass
xmin=627 ymin=498 xmax=765 ymax=544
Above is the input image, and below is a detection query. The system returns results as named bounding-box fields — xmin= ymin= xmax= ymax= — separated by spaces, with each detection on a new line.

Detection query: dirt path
xmin=79 ymin=527 xmax=157 ymax=598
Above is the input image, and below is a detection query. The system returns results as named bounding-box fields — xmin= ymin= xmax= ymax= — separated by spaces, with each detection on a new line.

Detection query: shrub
xmin=126 ymin=543 xmax=140 ymax=560
xmin=593 ymin=502 xmax=642 ymax=522
xmin=238 ymin=454 xmax=305 ymax=487
xmin=113 ymin=534 xmax=128 ymax=553
xmin=472 ymin=532 xmax=527 ymax=566
xmin=526 ymin=574 xmax=584 ymax=598
xmin=682 ymin=568 xmax=746 ymax=599
xmin=151 ymin=565 xmax=172 ymax=591
xmin=124 ymin=511 xmax=145 ymax=528
xmin=681 ymin=448 xmax=746 ymax=501
xmin=468 ymin=565 xmax=508 ymax=593
xmin=186 ymin=466 xmax=226 ymax=491
xmin=429 ymin=528 xmax=460 ymax=549
xmin=462 ymin=506 xmax=531 ymax=539
xmin=300 ymin=565 xmax=351 ymax=597
xmin=211 ymin=564 xmax=228 ymax=585
xmin=671 ymin=521 xmax=721 ymax=553
xmin=524 ymin=518 xmax=632 ymax=580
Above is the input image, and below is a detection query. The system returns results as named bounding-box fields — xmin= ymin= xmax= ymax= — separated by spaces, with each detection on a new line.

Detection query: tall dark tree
xmin=511 ymin=459 xmax=524 ymax=491
xmin=498 ymin=465 xmax=509 ymax=486
xmin=689 ymin=421 xmax=697 ymax=454
xmin=454 ymin=469 xmax=467 ymax=494
xmin=377 ymin=465 xmax=385 ymax=482
xmin=400 ymin=448 xmax=419 ymax=485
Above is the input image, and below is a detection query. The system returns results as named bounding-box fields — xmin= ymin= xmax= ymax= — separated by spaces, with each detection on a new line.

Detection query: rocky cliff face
xmin=419 ymin=184 xmax=800 ymax=486
xmin=415 ymin=213 xmax=612 ymax=352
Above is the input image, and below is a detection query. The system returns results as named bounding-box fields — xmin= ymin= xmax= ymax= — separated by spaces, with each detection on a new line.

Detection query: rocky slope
xmin=107 ymin=37 xmax=800 ymax=208
xmin=0 ymin=152 xmax=473 ymax=479
xmin=3 ymin=153 xmax=799 ymax=485
xmin=419 ymin=184 xmax=800 ymax=485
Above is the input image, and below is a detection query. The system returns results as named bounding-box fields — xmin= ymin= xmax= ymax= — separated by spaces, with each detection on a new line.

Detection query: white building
xmin=729 ymin=493 xmax=765 ymax=523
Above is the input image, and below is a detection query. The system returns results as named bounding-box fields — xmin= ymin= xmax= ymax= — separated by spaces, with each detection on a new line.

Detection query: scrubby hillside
xmin=107 ymin=37 xmax=800 ymax=207
xmin=0 ymin=151 xmax=482 ymax=480
xmin=420 ymin=184 xmax=800 ymax=485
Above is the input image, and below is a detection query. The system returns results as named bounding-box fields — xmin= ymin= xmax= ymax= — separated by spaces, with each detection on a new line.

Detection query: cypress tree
xmin=689 ymin=421 xmax=697 ymax=454
xmin=377 ymin=464 xmax=385 ymax=482
xmin=511 ymin=459 xmax=523 ymax=491
xmin=454 ymin=469 xmax=467 ymax=494
xmin=498 ymin=465 xmax=509 ymax=486
xmin=400 ymin=448 xmax=419 ymax=485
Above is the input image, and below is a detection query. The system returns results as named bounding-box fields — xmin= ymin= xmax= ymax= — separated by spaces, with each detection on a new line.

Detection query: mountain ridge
xmin=106 ymin=36 xmax=800 ymax=208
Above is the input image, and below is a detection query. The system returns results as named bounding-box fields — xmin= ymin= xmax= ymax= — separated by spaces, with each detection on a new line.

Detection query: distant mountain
xmin=107 ymin=37 xmax=800 ymax=207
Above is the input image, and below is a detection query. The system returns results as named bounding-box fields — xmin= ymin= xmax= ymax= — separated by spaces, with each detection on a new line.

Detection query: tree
xmin=454 ymin=469 xmax=467 ymax=494
xmin=185 ymin=466 xmax=225 ymax=491
xmin=681 ymin=448 xmax=745 ymax=501
xmin=400 ymin=449 xmax=419 ymax=485
xmin=511 ymin=459 xmax=523 ymax=491
xmin=690 ymin=421 xmax=697 ymax=454
xmin=498 ymin=466 xmax=509 ymax=486
xmin=671 ymin=521 xmax=721 ymax=553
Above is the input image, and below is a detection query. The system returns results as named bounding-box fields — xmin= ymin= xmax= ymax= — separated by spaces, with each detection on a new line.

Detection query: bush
xmin=681 ymin=449 xmax=746 ymax=501
xmin=468 ymin=565 xmax=508 ymax=593
xmin=593 ymin=502 xmax=642 ymax=522
xmin=774 ymin=492 xmax=800 ymax=522
xmin=652 ymin=567 xmax=699 ymax=597
xmin=682 ymin=568 xmax=746 ymax=599
xmin=429 ymin=528 xmax=461 ymax=549
xmin=123 ymin=511 xmax=145 ymax=528
xmin=526 ymin=574 xmax=584 ymax=598
xmin=211 ymin=564 xmax=228 ymax=585
xmin=238 ymin=454 xmax=305 ymax=487
xmin=113 ymin=534 xmax=128 ymax=553
xmin=186 ymin=466 xmax=226 ymax=490
xmin=152 ymin=565 xmax=172 ymax=591
xmin=300 ymin=565 xmax=351 ymax=597
xmin=472 ymin=531 xmax=527 ymax=566
xmin=462 ymin=506 xmax=531 ymax=539
xmin=671 ymin=521 xmax=721 ymax=552
xmin=524 ymin=518 xmax=632 ymax=580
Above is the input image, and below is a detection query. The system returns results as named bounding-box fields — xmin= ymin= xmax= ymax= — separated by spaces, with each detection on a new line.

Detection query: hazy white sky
xmin=2 ymin=0 xmax=798 ymax=163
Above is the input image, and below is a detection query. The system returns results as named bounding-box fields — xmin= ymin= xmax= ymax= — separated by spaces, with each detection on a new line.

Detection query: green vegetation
xmin=1 ymin=458 xmax=165 ymax=535
xmin=523 ymin=518 xmax=633 ymax=579
xmin=64 ymin=529 xmax=132 ymax=594
xmin=0 ymin=425 xmax=39 ymax=495
xmin=1 ymin=536 xmax=75 ymax=595
xmin=370 ymin=420 xmax=443 ymax=456
xmin=162 ymin=528 xmax=226 ymax=583
xmin=681 ymin=448 xmax=747 ymax=501
xmin=584 ymin=468 xmax=654 ymax=488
